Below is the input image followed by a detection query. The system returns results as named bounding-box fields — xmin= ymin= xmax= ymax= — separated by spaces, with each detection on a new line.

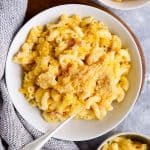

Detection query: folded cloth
xmin=0 ymin=0 xmax=79 ymax=150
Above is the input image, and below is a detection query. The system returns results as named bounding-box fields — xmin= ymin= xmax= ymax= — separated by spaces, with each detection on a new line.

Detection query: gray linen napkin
xmin=0 ymin=0 xmax=79 ymax=150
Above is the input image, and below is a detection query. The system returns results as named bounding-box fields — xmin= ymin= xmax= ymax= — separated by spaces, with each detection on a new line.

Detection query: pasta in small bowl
xmin=97 ymin=132 xmax=150 ymax=150
xmin=95 ymin=0 xmax=150 ymax=10
xmin=5 ymin=4 xmax=144 ymax=141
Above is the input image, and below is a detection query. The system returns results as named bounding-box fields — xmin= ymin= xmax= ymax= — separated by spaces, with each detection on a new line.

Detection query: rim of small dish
xmin=96 ymin=0 xmax=150 ymax=10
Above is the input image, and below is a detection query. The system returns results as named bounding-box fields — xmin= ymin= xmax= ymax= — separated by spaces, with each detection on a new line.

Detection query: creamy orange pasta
xmin=101 ymin=137 xmax=148 ymax=150
xmin=13 ymin=15 xmax=131 ymax=122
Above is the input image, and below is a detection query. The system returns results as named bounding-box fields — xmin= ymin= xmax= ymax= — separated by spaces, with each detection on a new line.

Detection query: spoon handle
xmin=22 ymin=115 xmax=75 ymax=150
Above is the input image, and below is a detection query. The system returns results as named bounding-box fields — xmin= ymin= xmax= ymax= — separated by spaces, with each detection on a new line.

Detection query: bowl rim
xmin=96 ymin=0 xmax=150 ymax=10
xmin=5 ymin=4 xmax=145 ymax=141
xmin=97 ymin=132 xmax=150 ymax=150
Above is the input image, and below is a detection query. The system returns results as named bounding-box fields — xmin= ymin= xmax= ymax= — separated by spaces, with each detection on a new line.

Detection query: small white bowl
xmin=97 ymin=132 xmax=150 ymax=150
xmin=6 ymin=4 xmax=144 ymax=141
xmin=96 ymin=0 xmax=150 ymax=10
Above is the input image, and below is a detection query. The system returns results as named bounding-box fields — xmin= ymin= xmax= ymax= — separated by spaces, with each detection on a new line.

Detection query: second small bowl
xmin=97 ymin=132 xmax=150 ymax=150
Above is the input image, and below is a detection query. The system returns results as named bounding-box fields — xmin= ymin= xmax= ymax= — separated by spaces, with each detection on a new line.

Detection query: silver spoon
xmin=22 ymin=114 xmax=75 ymax=150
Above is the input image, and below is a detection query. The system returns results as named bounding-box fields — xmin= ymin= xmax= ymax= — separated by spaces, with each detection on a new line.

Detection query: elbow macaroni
xmin=101 ymin=136 xmax=148 ymax=150
xmin=13 ymin=15 xmax=131 ymax=122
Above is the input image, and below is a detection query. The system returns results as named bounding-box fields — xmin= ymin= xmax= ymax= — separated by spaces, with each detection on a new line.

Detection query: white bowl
xmin=6 ymin=4 xmax=143 ymax=141
xmin=96 ymin=0 xmax=150 ymax=10
xmin=97 ymin=132 xmax=150 ymax=150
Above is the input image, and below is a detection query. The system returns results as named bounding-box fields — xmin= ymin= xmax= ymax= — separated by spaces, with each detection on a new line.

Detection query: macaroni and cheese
xmin=101 ymin=136 xmax=148 ymax=150
xmin=13 ymin=15 xmax=131 ymax=122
